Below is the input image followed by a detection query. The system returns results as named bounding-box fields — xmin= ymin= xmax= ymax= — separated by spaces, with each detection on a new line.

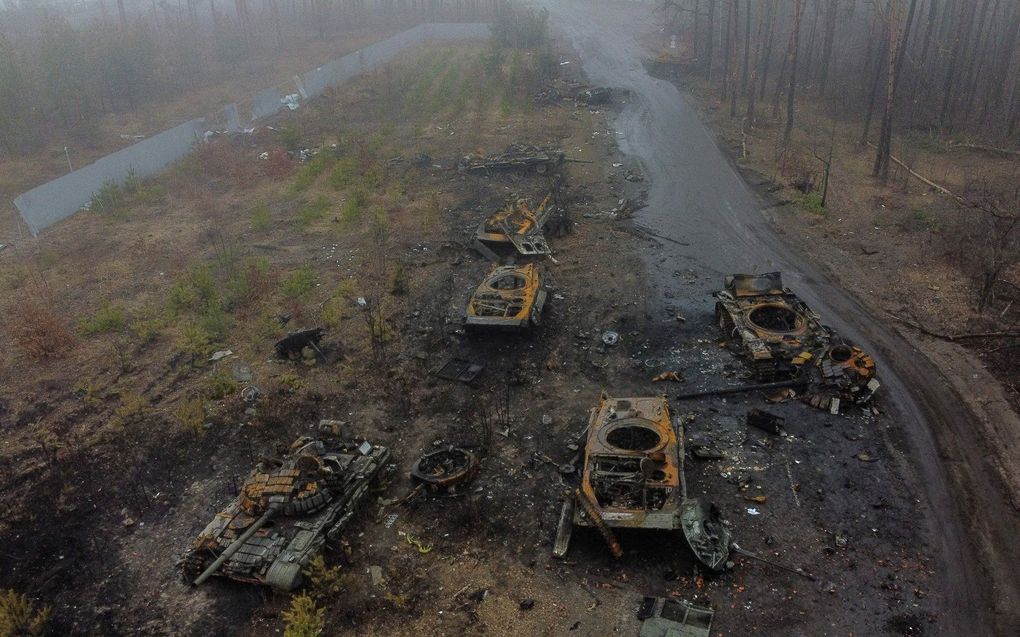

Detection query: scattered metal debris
xmin=274 ymin=327 xmax=325 ymax=359
xmin=577 ymin=87 xmax=612 ymax=105
xmin=433 ymin=358 xmax=485 ymax=383
xmin=601 ymin=330 xmax=620 ymax=346
xmin=411 ymin=446 xmax=480 ymax=491
xmin=180 ymin=433 xmax=390 ymax=589
xmin=637 ymin=596 xmax=714 ymax=637
xmin=652 ymin=371 xmax=684 ymax=383
xmin=746 ymin=408 xmax=785 ymax=435
xmin=465 ymin=263 xmax=547 ymax=330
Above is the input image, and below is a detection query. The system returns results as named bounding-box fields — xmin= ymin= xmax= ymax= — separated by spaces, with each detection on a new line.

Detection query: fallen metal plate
xmin=433 ymin=358 xmax=485 ymax=383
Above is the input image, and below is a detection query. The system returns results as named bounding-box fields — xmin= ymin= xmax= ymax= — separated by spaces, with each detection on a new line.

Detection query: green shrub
xmin=282 ymin=594 xmax=325 ymax=637
xmin=174 ymin=398 xmax=206 ymax=437
xmin=341 ymin=189 xmax=367 ymax=224
xmin=794 ymin=191 xmax=826 ymax=216
xmin=197 ymin=302 xmax=231 ymax=341
xmin=90 ymin=179 xmax=125 ymax=215
xmin=291 ymin=152 xmax=337 ymax=193
xmin=167 ymin=266 xmax=218 ymax=316
xmin=278 ymin=126 xmax=304 ymax=152
xmin=282 ymin=266 xmax=316 ymax=300
xmin=226 ymin=257 xmax=273 ymax=309
xmin=205 ymin=368 xmax=238 ymax=400
xmin=177 ymin=323 xmax=215 ymax=360
xmin=80 ymin=301 xmax=127 ymax=335
xmin=251 ymin=203 xmax=271 ymax=230
xmin=297 ymin=195 xmax=331 ymax=226
xmin=0 ymin=589 xmax=50 ymax=636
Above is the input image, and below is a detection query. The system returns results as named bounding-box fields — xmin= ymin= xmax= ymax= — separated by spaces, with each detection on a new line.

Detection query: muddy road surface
xmin=540 ymin=0 xmax=1020 ymax=634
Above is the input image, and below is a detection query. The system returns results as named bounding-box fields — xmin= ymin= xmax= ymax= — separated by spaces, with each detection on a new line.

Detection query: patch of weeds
xmin=90 ymin=179 xmax=126 ymax=216
xmin=291 ymin=152 xmax=337 ymax=193
xmin=226 ymin=257 xmax=274 ymax=309
xmin=389 ymin=264 xmax=408 ymax=296
xmin=793 ymin=191 xmax=827 ymax=217
xmin=130 ymin=301 xmax=166 ymax=344
xmin=177 ymin=323 xmax=215 ymax=361
xmin=198 ymin=302 xmax=231 ymax=342
xmin=251 ymin=203 xmax=271 ymax=230
xmin=72 ymin=379 xmax=102 ymax=407
xmin=80 ymin=301 xmax=127 ymax=336
xmin=204 ymin=368 xmax=238 ymax=400
xmin=321 ymin=295 xmax=349 ymax=329
xmin=328 ymin=157 xmax=359 ymax=190
xmin=112 ymin=393 xmax=150 ymax=428
xmin=278 ymin=372 xmax=303 ymax=393
xmin=282 ymin=593 xmax=325 ymax=637
xmin=903 ymin=208 xmax=942 ymax=233
xmin=282 ymin=265 xmax=316 ymax=300
xmin=297 ymin=195 xmax=332 ymax=227
xmin=304 ymin=555 xmax=344 ymax=601
xmin=277 ymin=126 xmax=304 ymax=152
xmin=167 ymin=266 xmax=218 ymax=317
xmin=341 ymin=189 xmax=367 ymax=224
xmin=174 ymin=398 xmax=206 ymax=437
xmin=0 ymin=589 xmax=51 ymax=636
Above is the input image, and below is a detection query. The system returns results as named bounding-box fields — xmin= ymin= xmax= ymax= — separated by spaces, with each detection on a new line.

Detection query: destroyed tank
xmin=475 ymin=194 xmax=554 ymax=257
xmin=465 ymin=263 xmax=547 ymax=330
xmin=714 ymin=272 xmax=880 ymax=409
xmin=553 ymin=393 xmax=731 ymax=571
xmin=180 ymin=433 xmax=390 ymax=590
xmin=714 ymin=272 xmax=830 ymax=380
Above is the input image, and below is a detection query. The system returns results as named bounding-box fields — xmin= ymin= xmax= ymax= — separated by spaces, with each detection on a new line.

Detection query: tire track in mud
xmin=540 ymin=0 xmax=1020 ymax=633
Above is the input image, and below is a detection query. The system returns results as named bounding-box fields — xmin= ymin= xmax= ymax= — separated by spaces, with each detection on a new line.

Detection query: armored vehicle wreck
xmin=714 ymin=272 xmax=880 ymax=408
xmin=181 ymin=433 xmax=390 ymax=590
xmin=553 ymin=393 xmax=730 ymax=570
xmin=465 ymin=263 xmax=547 ymax=330
xmin=475 ymin=195 xmax=554 ymax=256
xmin=714 ymin=272 xmax=829 ymax=380
xmin=459 ymin=143 xmax=566 ymax=174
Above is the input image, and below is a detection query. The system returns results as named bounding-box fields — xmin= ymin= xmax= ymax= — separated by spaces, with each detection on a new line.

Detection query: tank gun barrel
xmin=193 ymin=505 xmax=279 ymax=586
xmin=674 ymin=377 xmax=808 ymax=401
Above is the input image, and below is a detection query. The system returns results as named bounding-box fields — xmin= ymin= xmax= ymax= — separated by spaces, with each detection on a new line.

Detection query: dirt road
xmin=540 ymin=0 xmax=1020 ymax=634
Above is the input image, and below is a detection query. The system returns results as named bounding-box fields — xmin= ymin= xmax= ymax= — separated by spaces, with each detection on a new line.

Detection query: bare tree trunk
xmin=962 ymin=0 xmax=998 ymax=118
xmin=741 ymin=0 xmax=751 ymax=95
xmin=706 ymin=0 xmax=715 ymax=80
xmin=722 ymin=0 xmax=732 ymax=99
xmin=783 ymin=0 xmax=805 ymax=146
xmin=758 ymin=0 xmax=776 ymax=99
xmin=730 ymin=0 xmax=740 ymax=116
xmin=939 ymin=0 xmax=978 ymax=131
xmin=818 ymin=0 xmax=839 ymax=96
xmin=874 ymin=0 xmax=918 ymax=181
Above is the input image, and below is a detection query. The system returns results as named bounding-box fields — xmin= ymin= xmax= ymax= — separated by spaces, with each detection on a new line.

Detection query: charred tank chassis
xmin=464 ymin=262 xmax=547 ymax=330
xmin=554 ymin=394 xmax=731 ymax=572
xmin=180 ymin=432 xmax=390 ymax=590
xmin=714 ymin=272 xmax=879 ymax=407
